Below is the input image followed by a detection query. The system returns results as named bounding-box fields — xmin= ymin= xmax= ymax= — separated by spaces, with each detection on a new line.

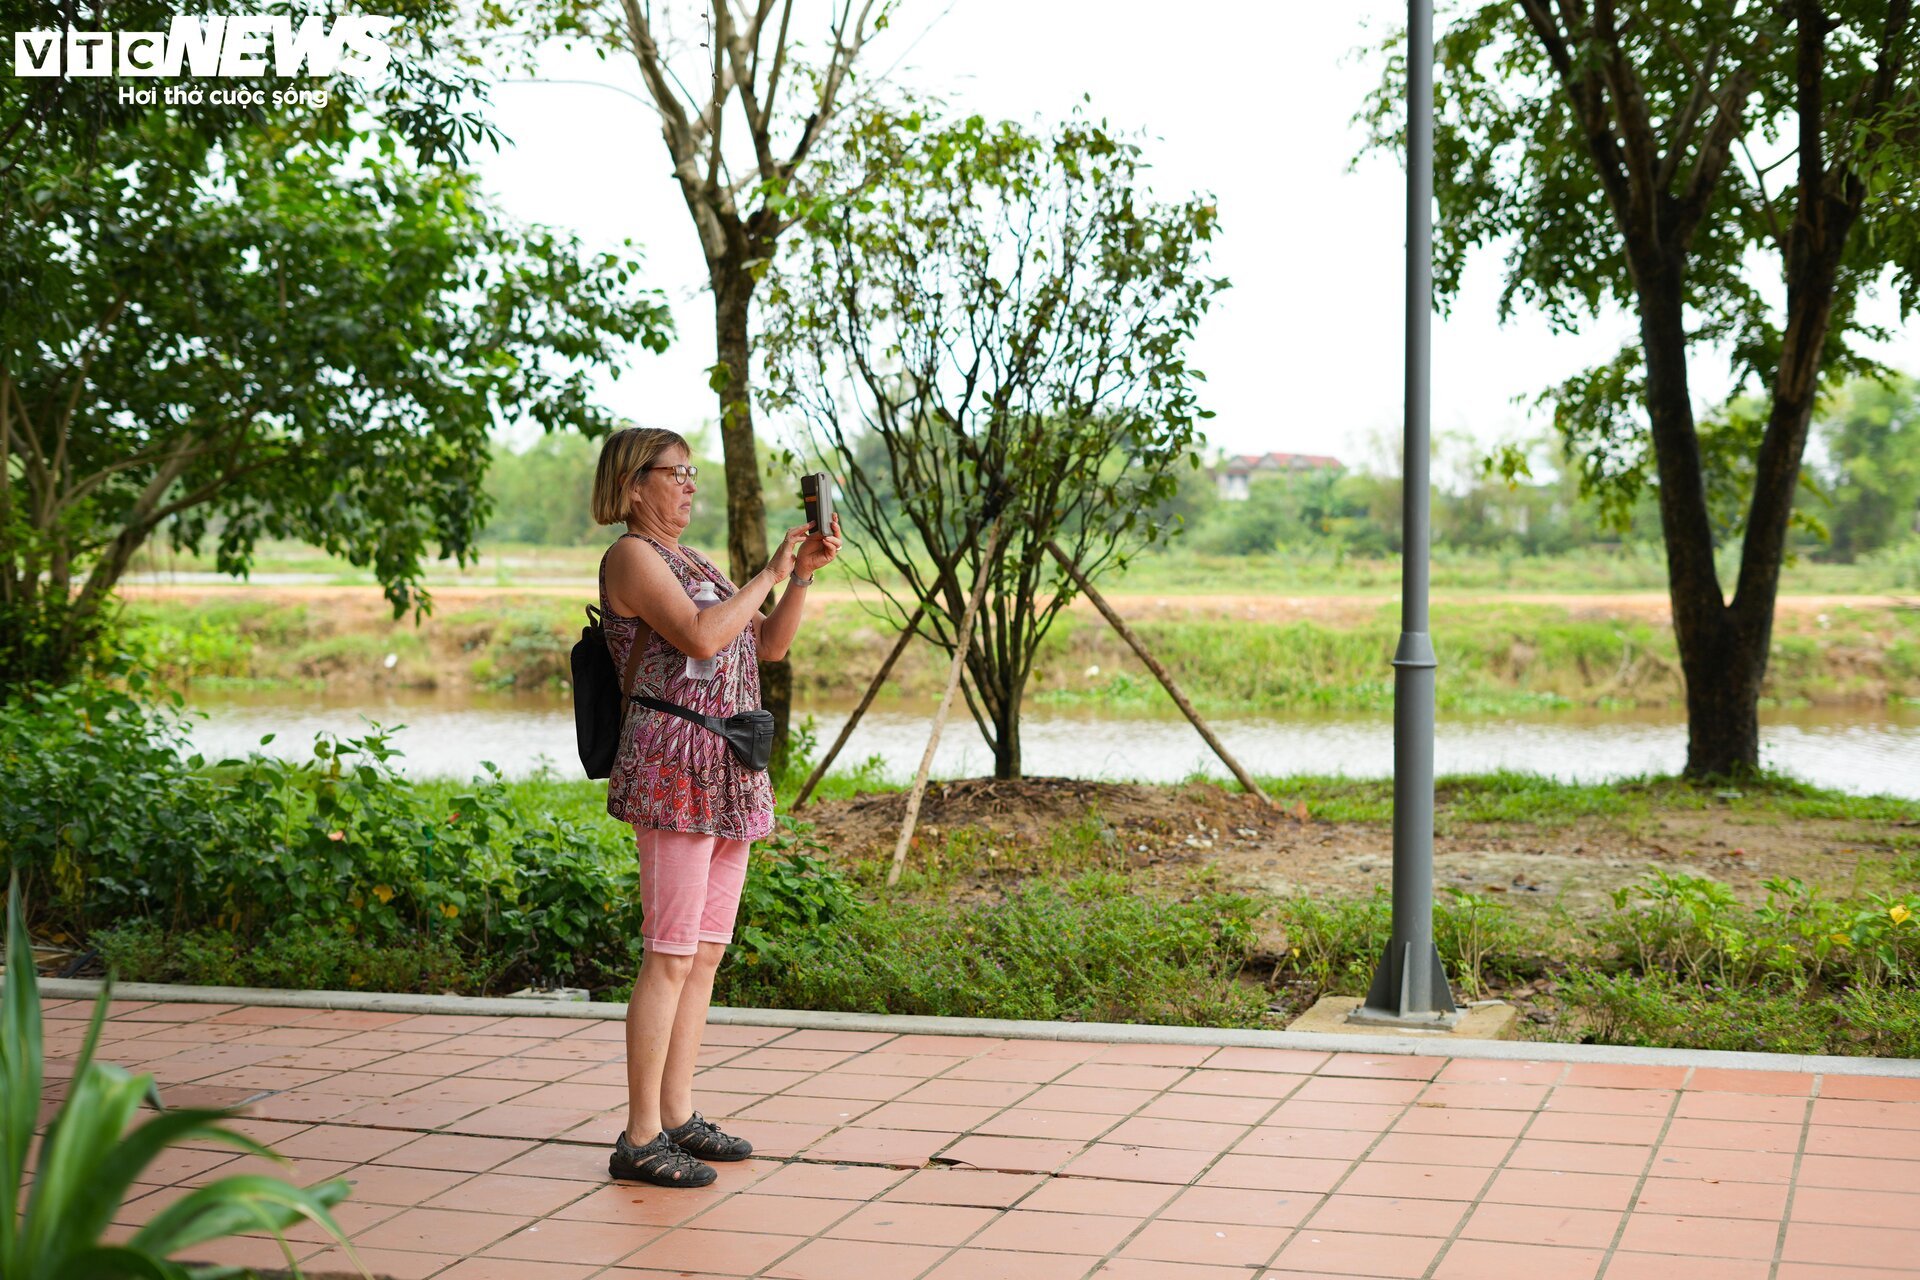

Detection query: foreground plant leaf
xmin=1 ymin=873 xmax=366 ymax=1280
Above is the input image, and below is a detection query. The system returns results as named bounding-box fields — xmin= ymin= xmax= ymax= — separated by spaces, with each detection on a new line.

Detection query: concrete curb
xmin=33 ymin=976 xmax=1920 ymax=1078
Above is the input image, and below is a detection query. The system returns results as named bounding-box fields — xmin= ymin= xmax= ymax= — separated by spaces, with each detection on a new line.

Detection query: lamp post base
xmin=1355 ymin=938 xmax=1459 ymax=1026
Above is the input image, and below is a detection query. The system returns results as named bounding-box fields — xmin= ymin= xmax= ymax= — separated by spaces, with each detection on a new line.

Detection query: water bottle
xmin=684 ymin=580 xmax=721 ymax=680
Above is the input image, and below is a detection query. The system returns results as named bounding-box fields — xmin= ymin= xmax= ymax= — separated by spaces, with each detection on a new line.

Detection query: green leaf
xmin=134 ymin=1174 xmax=352 ymax=1260
xmin=1 ymin=871 xmax=45 ymax=1271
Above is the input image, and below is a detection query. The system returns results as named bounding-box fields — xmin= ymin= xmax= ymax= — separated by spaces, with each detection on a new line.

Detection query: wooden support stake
xmin=887 ymin=518 xmax=1006 ymax=887
xmin=790 ymin=519 xmax=988 ymax=811
xmin=791 ymin=600 xmax=925 ymax=810
xmin=1043 ymin=539 xmax=1278 ymax=809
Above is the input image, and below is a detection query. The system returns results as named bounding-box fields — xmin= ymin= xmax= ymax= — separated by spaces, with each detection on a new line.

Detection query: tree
xmin=1817 ymin=371 xmax=1920 ymax=559
xmin=764 ymin=110 xmax=1225 ymax=778
xmin=1 ymin=111 xmax=670 ymax=688
xmin=527 ymin=0 xmax=895 ymax=767
xmin=1366 ymin=1 xmax=1920 ymax=778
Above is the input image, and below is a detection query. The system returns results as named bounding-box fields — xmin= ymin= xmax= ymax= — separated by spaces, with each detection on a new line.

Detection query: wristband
xmin=792 ymin=573 xmax=814 ymax=587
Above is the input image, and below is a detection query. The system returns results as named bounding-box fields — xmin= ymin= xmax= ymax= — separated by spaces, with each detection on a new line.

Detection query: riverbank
xmin=119 ymin=587 xmax=1920 ymax=714
xmin=123 ymin=537 xmax=1920 ymax=595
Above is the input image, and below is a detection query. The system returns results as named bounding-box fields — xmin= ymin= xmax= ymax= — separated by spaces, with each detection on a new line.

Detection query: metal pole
xmin=1353 ymin=0 xmax=1458 ymax=1026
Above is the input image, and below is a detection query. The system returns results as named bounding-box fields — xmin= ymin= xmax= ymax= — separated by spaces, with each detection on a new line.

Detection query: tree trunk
xmin=711 ymin=263 xmax=791 ymax=766
xmin=1634 ymin=254 xmax=1765 ymax=779
xmin=1682 ymin=633 xmax=1765 ymax=778
xmin=990 ymin=676 xmax=1021 ymax=780
xmin=1636 ymin=221 xmax=1847 ymax=780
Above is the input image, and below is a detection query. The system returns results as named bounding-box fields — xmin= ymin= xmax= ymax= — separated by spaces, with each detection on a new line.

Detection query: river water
xmin=175 ymin=689 xmax=1920 ymax=800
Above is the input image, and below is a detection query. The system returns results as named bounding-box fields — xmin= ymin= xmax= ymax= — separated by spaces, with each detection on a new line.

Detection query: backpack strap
xmin=598 ymin=532 xmax=656 ymax=700
xmin=618 ymin=609 xmax=648 ymax=699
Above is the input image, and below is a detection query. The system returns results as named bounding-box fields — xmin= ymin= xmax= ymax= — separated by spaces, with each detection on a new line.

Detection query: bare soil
xmin=801 ymin=777 xmax=1915 ymax=923
xmin=118 ymin=581 xmax=1915 ymax=623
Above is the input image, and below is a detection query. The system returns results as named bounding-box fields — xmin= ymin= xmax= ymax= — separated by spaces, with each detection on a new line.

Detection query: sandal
xmin=609 ymin=1129 xmax=717 ymax=1187
xmin=664 ymin=1111 xmax=753 ymax=1162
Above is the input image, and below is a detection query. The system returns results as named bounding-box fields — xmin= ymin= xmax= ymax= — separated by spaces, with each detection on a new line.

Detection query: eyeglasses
xmin=644 ymin=464 xmax=698 ymax=484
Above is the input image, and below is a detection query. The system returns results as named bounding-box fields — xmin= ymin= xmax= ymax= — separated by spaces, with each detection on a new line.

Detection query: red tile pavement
xmin=29 ymin=999 xmax=1920 ymax=1277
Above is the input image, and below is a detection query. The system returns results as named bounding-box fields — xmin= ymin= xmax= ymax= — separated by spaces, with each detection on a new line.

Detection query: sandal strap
xmin=668 ymin=1112 xmax=750 ymax=1157
xmin=622 ymin=1132 xmax=709 ymax=1181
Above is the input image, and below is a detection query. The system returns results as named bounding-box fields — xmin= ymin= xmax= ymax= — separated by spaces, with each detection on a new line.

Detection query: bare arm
xmin=756 ymin=512 xmax=842 ymax=661
xmin=755 ymin=580 xmax=808 ymax=662
xmin=606 ymin=532 xmax=802 ymax=660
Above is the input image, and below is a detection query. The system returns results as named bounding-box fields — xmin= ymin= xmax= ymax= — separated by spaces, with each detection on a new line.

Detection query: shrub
xmin=2 ymin=663 xmax=872 ymax=998
xmin=1434 ymin=887 xmax=1550 ymax=996
xmin=719 ymin=872 xmax=1269 ymax=1027
xmin=732 ymin=819 xmax=858 ymax=971
xmin=1555 ymin=967 xmax=1920 ymax=1057
xmin=94 ymin=921 xmax=501 ymax=995
xmin=1267 ymin=888 xmax=1390 ymax=997
xmin=1592 ymin=869 xmax=1918 ymax=992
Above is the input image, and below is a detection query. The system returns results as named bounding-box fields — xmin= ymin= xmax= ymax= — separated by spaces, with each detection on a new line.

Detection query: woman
xmin=591 ymin=426 xmax=841 ymax=1188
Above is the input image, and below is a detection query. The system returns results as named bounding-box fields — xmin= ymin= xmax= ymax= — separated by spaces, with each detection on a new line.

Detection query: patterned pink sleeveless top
xmin=601 ymin=534 xmax=775 ymax=840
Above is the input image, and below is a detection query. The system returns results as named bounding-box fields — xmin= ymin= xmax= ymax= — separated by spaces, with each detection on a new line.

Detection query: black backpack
xmin=570 ymin=604 xmax=640 ymax=779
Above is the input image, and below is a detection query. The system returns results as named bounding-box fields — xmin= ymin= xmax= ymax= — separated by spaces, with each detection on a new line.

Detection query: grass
xmin=417 ymin=765 xmax=1916 ymax=847
xmin=126 ymin=537 xmax=1920 ymax=596
xmin=714 ymin=870 xmax=1272 ymax=1028
xmin=119 ymin=592 xmax=1920 ymax=712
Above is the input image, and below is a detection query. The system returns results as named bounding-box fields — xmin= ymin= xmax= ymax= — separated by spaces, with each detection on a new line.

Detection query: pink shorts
xmin=633 ymin=827 xmax=752 ymax=956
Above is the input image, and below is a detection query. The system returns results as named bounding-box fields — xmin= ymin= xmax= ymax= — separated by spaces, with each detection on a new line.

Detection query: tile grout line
xmin=732 ymin=1028 xmax=1067 ymax=1280
xmin=1242 ymin=1054 xmax=1468 ymax=1278
xmin=702 ymin=1162 xmax=874 ymax=1280
xmin=1417 ymin=1060 xmax=1568 ymax=1280
xmin=725 ymin=1040 xmax=1316 ymax=1280
xmin=1060 ymin=1051 xmax=1311 ymax=1280
xmin=166 ymin=1012 xmax=663 ymax=1280
xmin=865 ymin=1041 xmax=1282 ymax=1280
xmin=87 ymin=1019 xmax=1286 ymax=1279
xmin=1588 ymin=1062 xmax=1693 ymax=1279
xmin=97 ymin=1011 xmax=1894 ymax=1280
xmin=1767 ymin=1071 xmax=1821 ymax=1280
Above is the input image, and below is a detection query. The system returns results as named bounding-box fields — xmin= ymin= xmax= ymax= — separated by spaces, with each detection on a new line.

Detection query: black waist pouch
xmin=632 ymin=695 xmax=775 ymax=772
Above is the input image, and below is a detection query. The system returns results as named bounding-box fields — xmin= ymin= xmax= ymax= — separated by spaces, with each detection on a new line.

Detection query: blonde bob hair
xmin=592 ymin=426 xmax=691 ymax=526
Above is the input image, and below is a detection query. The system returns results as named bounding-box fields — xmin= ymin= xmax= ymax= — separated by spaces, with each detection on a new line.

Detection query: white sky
xmin=469 ymin=1 xmax=1916 ymax=472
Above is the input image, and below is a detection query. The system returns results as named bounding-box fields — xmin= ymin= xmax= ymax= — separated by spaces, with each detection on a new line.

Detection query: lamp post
xmin=1351 ymin=0 xmax=1459 ymax=1027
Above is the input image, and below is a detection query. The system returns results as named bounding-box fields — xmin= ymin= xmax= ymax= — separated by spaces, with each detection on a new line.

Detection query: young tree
xmin=527 ymin=0 xmax=895 ymax=764
xmin=0 ymin=119 xmax=670 ymax=688
xmin=1365 ymin=1 xmax=1920 ymax=778
xmin=763 ymin=110 xmax=1226 ymax=778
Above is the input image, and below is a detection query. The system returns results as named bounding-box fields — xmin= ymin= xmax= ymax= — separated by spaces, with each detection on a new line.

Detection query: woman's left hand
xmin=795 ymin=512 xmax=843 ymax=578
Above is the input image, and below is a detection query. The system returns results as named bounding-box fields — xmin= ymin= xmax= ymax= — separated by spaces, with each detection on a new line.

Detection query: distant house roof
xmin=1222 ymin=452 xmax=1344 ymax=475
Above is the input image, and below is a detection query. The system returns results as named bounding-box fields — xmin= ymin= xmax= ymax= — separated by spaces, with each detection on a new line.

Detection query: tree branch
xmin=1594 ymin=0 xmax=1661 ymax=215
xmin=618 ymin=0 xmax=700 ymax=164
xmin=1672 ymin=62 xmax=1759 ymax=249
xmin=720 ymin=0 xmax=778 ymax=178
xmin=779 ymin=0 xmax=878 ymax=180
xmin=760 ymin=0 xmax=796 ymax=133
xmin=1519 ymin=0 xmax=1638 ymax=229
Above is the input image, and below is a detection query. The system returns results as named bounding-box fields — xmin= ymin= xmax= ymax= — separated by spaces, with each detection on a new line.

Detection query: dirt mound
xmin=805 ymin=776 xmax=1292 ymax=863
xmin=802 ymin=777 xmax=1909 ymax=925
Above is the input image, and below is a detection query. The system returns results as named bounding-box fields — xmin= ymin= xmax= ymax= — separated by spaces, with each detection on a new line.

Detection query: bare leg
xmin=660 ymin=940 xmax=726 ymax=1129
xmin=624 ymin=948 xmax=695 ymax=1143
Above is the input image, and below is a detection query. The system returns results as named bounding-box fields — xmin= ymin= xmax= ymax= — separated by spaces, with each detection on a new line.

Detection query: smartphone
xmin=800 ymin=472 xmax=834 ymax=537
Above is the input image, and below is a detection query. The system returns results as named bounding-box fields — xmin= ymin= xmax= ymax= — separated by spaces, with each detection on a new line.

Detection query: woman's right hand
xmin=765 ymin=523 xmax=813 ymax=583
